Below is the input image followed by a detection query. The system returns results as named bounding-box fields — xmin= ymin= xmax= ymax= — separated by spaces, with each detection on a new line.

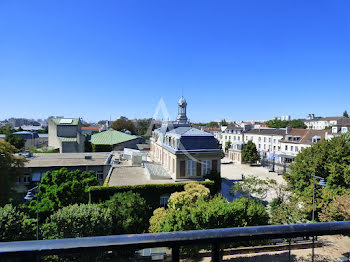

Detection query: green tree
xmin=230 ymin=175 xmax=280 ymax=201
xmin=135 ymin=118 xmax=153 ymax=137
xmin=265 ymin=119 xmax=306 ymax=129
xmin=0 ymin=204 xmax=36 ymax=241
xmin=220 ymin=119 xmax=227 ymax=126
xmin=207 ymin=121 xmax=219 ymax=128
xmin=270 ymin=197 xmax=307 ymax=224
xmin=111 ymin=119 xmax=136 ymax=134
xmin=0 ymin=142 xmax=26 ymax=205
xmin=225 ymin=140 xmax=232 ymax=152
xmin=344 ymin=110 xmax=349 ymax=118
xmin=242 ymin=140 xmax=260 ymax=164
xmin=203 ymin=170 xmax=222 ymax=194
xmin=105 ymin=191 xmax=150 ymax=234
xmin=319 ymin=194 xmax=350 ymax=222
xmin=5 ymin=133 xmax=26 ymax=150
xmin=283 ymin=135 xmax=350 ymax=219
xmin=31 ymin=168 xmax=99 ymax=218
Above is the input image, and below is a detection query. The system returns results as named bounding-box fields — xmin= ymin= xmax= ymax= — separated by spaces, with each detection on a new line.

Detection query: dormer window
xmin=293 ymin=136 xmax=300 ymax=141
xmin=312 ymin=136 xmax=321 ymax=143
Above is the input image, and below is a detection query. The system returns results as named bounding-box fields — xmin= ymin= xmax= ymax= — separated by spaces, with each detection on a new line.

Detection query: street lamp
xmin=311 ymin=173 xmax=327 ymax=262
xmin=24 ymin=186 xmax=39 ymax=240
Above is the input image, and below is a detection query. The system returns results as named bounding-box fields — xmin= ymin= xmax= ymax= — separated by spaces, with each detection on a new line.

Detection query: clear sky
xmin=1 ymin=0 xmax=350 ymax=123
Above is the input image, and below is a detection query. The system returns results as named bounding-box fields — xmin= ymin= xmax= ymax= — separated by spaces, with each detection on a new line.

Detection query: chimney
xmin=286 ymin=127 xmax=291 ymax=134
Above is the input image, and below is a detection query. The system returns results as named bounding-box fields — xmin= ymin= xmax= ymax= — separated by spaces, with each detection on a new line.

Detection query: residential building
xmin=221 ymin=123 xmax=244 ymax=153
xmin=279 ymin=129 xmax=327 ymax=163
xmin=150 ymin=96 xmax=222 ymax=181
xmin=304 ymin=116 xmax=343 ymax=130
xmin=326 ymin=118 xmax=350 ymax=140
xmin=91 ymin=129 xmax=144 ymax=151
xmin=48 ymin=118 xmax=85 ymax=153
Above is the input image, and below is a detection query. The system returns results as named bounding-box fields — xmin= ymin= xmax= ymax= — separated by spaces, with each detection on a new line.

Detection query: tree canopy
xmin=344 ymin=110 xmax=349 ymax=118
xmin=0 ymin=142 xmax=26 ymax=205
xmin=242 ymin=140 xmax=260 ymax=164
xmin=31 ymin=168 xmax=99 ymax=218
xmin=135 ymin=118 xmax=153 ymax=137
xmin=283 ymin=134 xmax=350 ymax=220
xmin=110 ymin=119 xmax=136 ymax=134
xmin=265 ymin=119 xmax=307 ymax=129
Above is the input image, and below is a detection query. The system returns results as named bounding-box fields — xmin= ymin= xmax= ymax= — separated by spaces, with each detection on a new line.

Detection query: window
xmin=96 ymin=171 xmax=104 ymax=181
xmin=234 ymin=136 xmax=236 ymax=141
xmin=285 ymin=145 xmax=288 ymax=151
xmin=225 ymin=136 xmax=227 ymax=140
xmin=259 ymin=144 xmax=261 ymax=149
xmin=186 ymin=160 xmax=196 ymax=176
xmin=269 ymin=138 xmax=271 ymax=142
xmin=295 ymin=146 xmax=299 ymax=152
xmin=264 ymin=144 xmax=266 ymax=149
xmin=237 ymin=136 xmax=240 ymax=141
xmin=273 ymin=146 xmax=276 ymax=150
xmin=258 ymin=137 xmax=261 ymax=142
xmin=273 ymin=139 xmax=276 ymax=143
xmin=264 ymin=137 xmax=266 ymax=142
xmin=202 ymin=160 xmax=211 ymax=175
xmin=251 ymin=136 xmax=253 ymax=141
xmin=160 ymin=194 xmax=170 ymax=207
xmin=17 ymin=175 xmax=30 ymax=184
xmin=291 ymin=146 xmax=294 ymax=151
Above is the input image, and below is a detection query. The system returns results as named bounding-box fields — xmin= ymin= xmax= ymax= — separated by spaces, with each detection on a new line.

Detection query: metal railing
xmin=0 ymin=221 xmax=349 ymax=261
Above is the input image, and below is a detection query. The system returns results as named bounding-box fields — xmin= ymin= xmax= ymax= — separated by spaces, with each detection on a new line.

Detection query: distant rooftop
xmin=91 ymin=129 xmax=138 ymax=145
xmin=51 ymin=118 xmax=79 ymax=126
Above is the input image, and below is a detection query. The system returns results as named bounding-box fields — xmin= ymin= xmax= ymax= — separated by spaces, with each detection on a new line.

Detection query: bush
xmin=0 ymin=204 xmax=36 ymax=241
xmin=92 ymin=144 xmax=113 ymax=152
xmin=105 ymin=191 xmax=150 ymax=234
xmin=204 ymin=170 xmax=222 ymax=194
xmin=42 ymin=204 xmax=113 ymax=239
xmin=89 ymin=180 xmax=215 ymax=210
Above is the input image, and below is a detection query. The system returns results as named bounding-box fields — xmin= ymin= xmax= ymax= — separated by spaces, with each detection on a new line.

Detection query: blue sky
xmin=1 ymin=0 xmax=349 ymax=122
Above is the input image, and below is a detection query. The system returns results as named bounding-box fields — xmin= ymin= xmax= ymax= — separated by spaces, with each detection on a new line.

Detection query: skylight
xmin=59 ymin=118 xmax=73 ymax=124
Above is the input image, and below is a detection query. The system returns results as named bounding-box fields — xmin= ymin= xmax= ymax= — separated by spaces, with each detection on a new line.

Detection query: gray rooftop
xmin=25 ymin=152 xmax=114 ymax=168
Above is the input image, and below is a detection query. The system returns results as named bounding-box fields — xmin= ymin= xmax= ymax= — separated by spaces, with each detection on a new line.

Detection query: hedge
xmin=88 ymin=180 xmax=215 ymax=210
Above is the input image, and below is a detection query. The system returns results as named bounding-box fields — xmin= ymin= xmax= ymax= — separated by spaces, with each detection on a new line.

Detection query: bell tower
xmin=176 ymin=96 xmax=188 ymax=124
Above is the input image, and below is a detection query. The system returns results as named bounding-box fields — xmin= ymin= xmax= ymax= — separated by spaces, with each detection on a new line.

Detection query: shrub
xmin=0 ymin=204 xmax=36 ymax=241
xmin=105 ymin=191 xmax=150 ymax=234
xmin=203 ymin=170 xmax=222 ymax=194
xmin=42 ymin=204 xmax=113 ymax=239
xmin=92 ymin=144 xmax=113 ymax=152
xmin=89 ymin=180 xmax=215 ymax=210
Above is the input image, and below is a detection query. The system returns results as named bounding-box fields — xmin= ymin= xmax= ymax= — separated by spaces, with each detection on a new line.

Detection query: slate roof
xmin=91 ymin=129 xmax=138 ymax=145
xmin=336 ymin=118 xmax=350 ymax=126
xmin=225 ymin=123 xmax=243 ymax=130
xmin=244 ymin=128 xmax=286 ymax=136
xmin=153 ymin=122 xmax=220 ymax=152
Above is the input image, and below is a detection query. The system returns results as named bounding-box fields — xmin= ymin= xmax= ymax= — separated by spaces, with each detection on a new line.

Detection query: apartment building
xmin=326 ymin=118 xmax=350 ymax=140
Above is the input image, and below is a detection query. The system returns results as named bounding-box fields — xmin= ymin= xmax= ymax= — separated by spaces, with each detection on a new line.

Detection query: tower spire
xmin=176 ymin=96 xmax=188 ymax=124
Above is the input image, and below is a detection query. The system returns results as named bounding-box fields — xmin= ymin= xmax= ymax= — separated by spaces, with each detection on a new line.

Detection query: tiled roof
xmin=281 ymin=129 xmax=327 ymax=145
xmin=91 ymin=129 xmax=138 ymax=145
xmin=51 ymin=118 xmax=80 ymax=126
xmin=82 ymin=126 xmax=102 ymax=131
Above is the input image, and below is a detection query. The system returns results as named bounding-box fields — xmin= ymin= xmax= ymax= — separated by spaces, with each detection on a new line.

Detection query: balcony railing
xmin=0 ymin=221 xmax=350 ymax=261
